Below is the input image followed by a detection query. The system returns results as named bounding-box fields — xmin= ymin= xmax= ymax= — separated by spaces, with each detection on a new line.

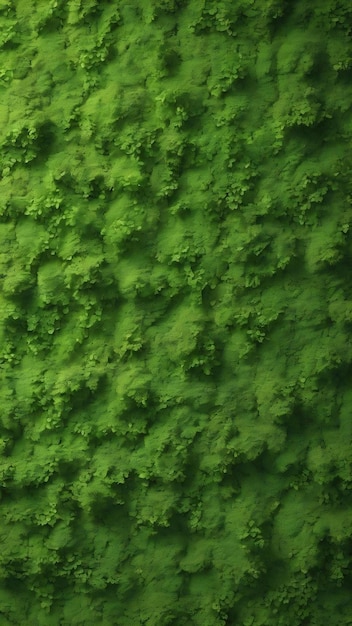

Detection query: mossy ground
xmin=1 ymin=1 xmax=352 ymax=624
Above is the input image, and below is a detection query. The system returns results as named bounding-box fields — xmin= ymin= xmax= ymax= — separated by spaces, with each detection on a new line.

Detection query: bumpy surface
xmin=1 ymin=1 xmax=352 ymax=624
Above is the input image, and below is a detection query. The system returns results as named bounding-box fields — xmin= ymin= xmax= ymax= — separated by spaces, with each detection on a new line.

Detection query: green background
xmin=1 ymin=0 xmax=352 ymax=624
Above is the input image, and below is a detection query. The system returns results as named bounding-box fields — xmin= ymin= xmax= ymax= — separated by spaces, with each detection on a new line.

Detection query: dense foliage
xmin=1 ymin=0 xmax=352 ymax=624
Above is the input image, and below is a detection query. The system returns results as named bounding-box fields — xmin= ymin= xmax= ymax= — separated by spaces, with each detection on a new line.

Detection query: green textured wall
xmin=1 ymin=0 xmax=352 ymax=624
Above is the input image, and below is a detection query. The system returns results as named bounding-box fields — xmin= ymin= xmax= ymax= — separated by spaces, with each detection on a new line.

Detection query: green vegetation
xmin=1 ymin=0 xmax=352 ymax=624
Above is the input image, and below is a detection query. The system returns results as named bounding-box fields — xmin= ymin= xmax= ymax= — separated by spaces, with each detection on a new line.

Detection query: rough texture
xmin=1 ymin=0 xmax=352 ymax=624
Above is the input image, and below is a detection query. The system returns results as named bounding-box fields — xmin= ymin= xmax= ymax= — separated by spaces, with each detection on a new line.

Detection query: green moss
xmin=1 ymin=0 xmax=352 ymax=624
